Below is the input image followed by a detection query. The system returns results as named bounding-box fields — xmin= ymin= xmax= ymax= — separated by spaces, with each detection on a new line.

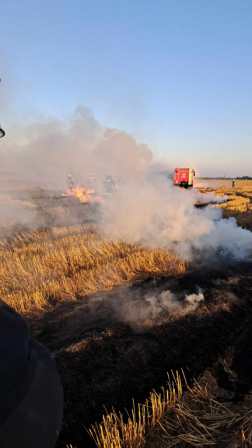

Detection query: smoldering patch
xmin=111 ymin=287 xmax=205 ymax=324
xmin=184 ymin=289 xmax=205 ymax=311
xmin=224 ymin=291 xmax=241 ymax=305
xmin=214 ymin=276 xmax=240 ymax=286
xmin=212 ymin=277 xmax=242 ymax=304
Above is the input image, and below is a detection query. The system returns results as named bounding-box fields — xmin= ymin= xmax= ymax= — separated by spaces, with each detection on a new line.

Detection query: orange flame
xmin=63 ymin=185 xmax=105 ymax=204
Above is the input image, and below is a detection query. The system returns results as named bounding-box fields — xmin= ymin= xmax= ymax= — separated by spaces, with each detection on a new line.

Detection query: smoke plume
xmin=1 ymin=107 xmax=152 ymax=187
xmin=1 ymin=106 xmax=252 ymax=261
xmin=113 ymin=287 xmax=205 ymax=323
xmin=103 ymin=175 xmax=252 ymax=260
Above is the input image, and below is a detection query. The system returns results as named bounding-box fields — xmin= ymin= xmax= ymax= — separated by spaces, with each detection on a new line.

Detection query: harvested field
xmin=0 ymin=224 xmax=185 ymax=312
xmin=197 ymin=179 xmax=252 ymax=231
xmin=1 ymin=182 xmax=252 ymax=448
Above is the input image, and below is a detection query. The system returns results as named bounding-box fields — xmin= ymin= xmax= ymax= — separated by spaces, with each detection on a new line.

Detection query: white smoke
xmin=0 ymin=107 xmax=152 ymax=188
xmin=1 ymin=106 xmax=252 ymax=261
xmin=214 ymin=277 xmax=240 ymax=286
xmin=145 ymin=290 xmax=180 ymax=317
xmin=146 ymin=288 xmax=204 ymax=316
xmin=114 ymin=288 xmax=205 ymax=323
xmin=196 ymin=216 xmax=252 ymax=259
xmin=103 ymin=174 xmax=252 ymax=260
xmin=194 ymin=191 xmax=228 ymax=204
xmin=184 ymin=289 xmax=205 ymax=311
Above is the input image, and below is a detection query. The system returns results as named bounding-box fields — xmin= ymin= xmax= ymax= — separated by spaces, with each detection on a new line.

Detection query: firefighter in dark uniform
xmin=103 ymin=174 xmax=116 ymax=194
xmin=68 ymin=174 xmax=74 ymax=190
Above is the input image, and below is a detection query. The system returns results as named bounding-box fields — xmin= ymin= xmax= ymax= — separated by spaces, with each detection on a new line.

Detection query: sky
xmin=0 ymin=0 xmax=252 ymax=177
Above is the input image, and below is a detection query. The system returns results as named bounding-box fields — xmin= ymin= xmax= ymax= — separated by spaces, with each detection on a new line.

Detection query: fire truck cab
xmin=173 ymin=168 xmax=195 ymax=188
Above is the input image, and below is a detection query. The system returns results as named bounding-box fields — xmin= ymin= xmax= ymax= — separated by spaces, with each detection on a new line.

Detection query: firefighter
xmin=0 ymin=300 xmax=63 ymax=447
xmin=103 ymin=174 xmax=116 ymax=194
xmin=68 ymin=174 xmax=74 ymax=191
xmin=232 ymin=179 xmax=235 ymax=188
xmin=87 ymin=173 xmax=96 ymax=190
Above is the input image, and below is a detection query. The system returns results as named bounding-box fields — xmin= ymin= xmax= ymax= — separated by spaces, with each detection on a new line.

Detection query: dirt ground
xmin=27 ymin=260 xmax=252 ymax=448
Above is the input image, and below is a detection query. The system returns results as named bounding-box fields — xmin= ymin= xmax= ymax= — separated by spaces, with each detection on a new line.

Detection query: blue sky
xmin=1 ymin=0 xmax=252 ymax=176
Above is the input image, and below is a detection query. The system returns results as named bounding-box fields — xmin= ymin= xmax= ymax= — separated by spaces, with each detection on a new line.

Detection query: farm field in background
xmin=196 ymin=179 xmax=252 ymax=188
xmin=196 ymin=178 xmax=252 ymax=231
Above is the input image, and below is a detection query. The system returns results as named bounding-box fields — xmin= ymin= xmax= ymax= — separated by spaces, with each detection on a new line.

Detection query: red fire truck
xmin=173 ymin=168 xmax=195 ymax=188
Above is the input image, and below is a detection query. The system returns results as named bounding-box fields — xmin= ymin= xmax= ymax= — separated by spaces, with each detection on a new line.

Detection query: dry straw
xmin=0 ymin=224 xmax=185 ymax=312
xmin=89 ymin=371 xmax=252 ymax=448
xmin=89 ymin=371 xmax=183 ymax=448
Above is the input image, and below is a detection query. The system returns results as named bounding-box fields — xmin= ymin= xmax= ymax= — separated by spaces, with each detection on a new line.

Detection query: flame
xmin=63 ymin=185 xmax=105 ymax=204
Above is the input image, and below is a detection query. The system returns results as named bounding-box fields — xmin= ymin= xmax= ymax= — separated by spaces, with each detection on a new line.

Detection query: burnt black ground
xmin=27 ymin=261 xmax=252 ymax=448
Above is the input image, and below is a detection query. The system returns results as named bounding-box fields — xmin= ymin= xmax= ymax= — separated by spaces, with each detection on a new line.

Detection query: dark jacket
xmin=0 ymin=300 xmax=63 ymax=448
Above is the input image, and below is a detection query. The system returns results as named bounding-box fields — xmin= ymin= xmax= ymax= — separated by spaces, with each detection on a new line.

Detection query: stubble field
xmin=1 ymin=179 xmax=252 ymax=447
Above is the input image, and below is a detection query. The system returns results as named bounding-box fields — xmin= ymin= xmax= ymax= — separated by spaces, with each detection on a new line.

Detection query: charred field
xmin=1 ymin=181 xmax=252 ymax=447
xmin=27 ymin=261 xmax=252 ymax=447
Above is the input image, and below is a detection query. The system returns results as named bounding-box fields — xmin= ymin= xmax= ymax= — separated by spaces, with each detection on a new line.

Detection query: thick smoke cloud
xmin=103 ymin=175 xmax=252 ymax=260
xmin=0 ymin=107 xmax=152 ymax=188
xmin=1 ymin=106 xmax=252 ymax=261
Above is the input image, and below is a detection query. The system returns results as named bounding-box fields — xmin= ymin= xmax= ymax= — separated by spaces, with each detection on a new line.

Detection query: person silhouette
xmin=0 ymin=300 xmax=63 ymax=447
